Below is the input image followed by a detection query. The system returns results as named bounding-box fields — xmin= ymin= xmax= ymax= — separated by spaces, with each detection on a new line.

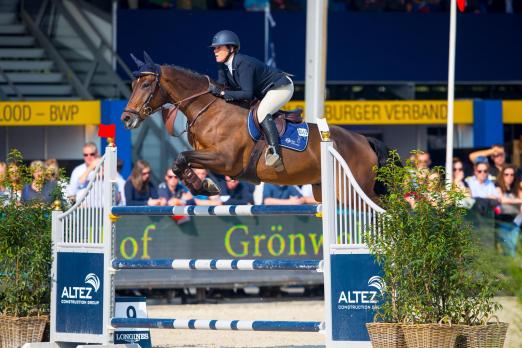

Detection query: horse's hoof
xmin=202 ymin=178 xmax=221 ymax=196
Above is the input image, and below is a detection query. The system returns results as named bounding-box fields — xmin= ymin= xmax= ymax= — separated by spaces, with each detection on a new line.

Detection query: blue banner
xmin=55 ymin=252 xmax=104 ymax=334
xmin=330 ymin=253 xmax=382 ymax=341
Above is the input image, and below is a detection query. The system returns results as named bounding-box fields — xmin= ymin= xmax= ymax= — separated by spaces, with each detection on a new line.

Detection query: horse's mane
xmin=164 ymin=64 xmax=207 ymax=80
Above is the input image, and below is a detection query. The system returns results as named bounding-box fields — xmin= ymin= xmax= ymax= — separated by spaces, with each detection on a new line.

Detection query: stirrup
xmin=265 ymin=146 xmax=284 ymax=172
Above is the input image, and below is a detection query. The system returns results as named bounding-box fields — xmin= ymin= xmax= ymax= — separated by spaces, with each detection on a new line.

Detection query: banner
xmin=114 ymin=215 xmax=323 ymax=289
xmin=502 ymin=101 xmax=522 ymax=124
xmin=0 ymin=101 xmax=100 ymax=126
xmin=283 ymin=100 xmax=473 ymax=125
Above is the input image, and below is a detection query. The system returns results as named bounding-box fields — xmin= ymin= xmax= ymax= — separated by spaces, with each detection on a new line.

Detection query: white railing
xmin=57 ymin=154 xmax=107 ymax=245
xmin=328 ymin=147 xmax=385 ymax=246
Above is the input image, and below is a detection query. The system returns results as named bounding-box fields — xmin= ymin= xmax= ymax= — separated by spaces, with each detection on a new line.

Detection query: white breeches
xmin=257 ymin=80 xmax=294 ymax=123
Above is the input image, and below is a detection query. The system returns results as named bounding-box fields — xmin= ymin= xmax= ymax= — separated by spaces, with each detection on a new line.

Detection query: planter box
xmin=366 ymin=322 xmax=406 ymax=348
xmin=0 ymin=315 xmax=48 ymax=348
xmin=401 ymin=323 xmax=459 ymax=348
xmin=456 ymin=322 xmax=509 ymax=348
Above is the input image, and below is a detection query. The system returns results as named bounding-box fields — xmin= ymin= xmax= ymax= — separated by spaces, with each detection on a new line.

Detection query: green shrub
xmin=0 ymin=150 xmax=56 ymax=316
xmin=366 ymin=151 xmax=503 ymax=325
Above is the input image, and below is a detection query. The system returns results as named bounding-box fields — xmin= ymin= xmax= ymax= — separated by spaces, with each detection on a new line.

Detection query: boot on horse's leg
xmin=260 ymin=115 xmax=284 ymax=172
xmin=171 ymin=157 xmax=220 ymax=196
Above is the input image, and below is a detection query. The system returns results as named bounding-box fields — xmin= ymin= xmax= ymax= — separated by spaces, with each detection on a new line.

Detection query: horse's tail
xmin=366 ymin=136 xmax=392 ymax=196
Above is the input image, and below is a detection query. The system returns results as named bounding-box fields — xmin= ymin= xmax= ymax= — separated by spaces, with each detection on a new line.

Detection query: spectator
xmin=177 ymin=0 xmax=208 ymax=9
xmin=245 ymin=0 xmax=269 ymax=11
xmin=263 ymin=183 xmax=304 ymax=205
xmin=0 ymin=161 xmax=7 ymax=203
xmin=158 ymin=168 xmax=193 ymax=205
xmin=465 ymin=161 xmax=499 ymax=200
xmin=452 ymin=157 xmax=471 ymax=198
xmin=208 ymin=0 xmax=237 ymax=9
xmin=125 ymin=160 xmax=163 ymax=206
xmin=21 ymin=161 xmax=53 ymax=204
xmin=67 ymin=142 xmax=100 ymax=202
xmin=44 ymin=158 xmax=62 ymax=202
xmin=488 ymin=0 xmax=521 ymax=13
xmin=495 ymin=164 xmax=522 ymax=256
xmin=6 ymin=162 xmax=22 ymax=202
xmin=298 ymin=184 xmax=318 ymax=204
xmin=406 ymin=0 xmax=443 ymax=13
xmin=496 ymin=164 xmax=522 ymax=209
xmin=116 ymin=159 xmax=127 ymax=206
xmin=219 ymin=176 xmax=254 ymax=205
xmin=193 ymin=169 xmax=222 ymax=205
xmin=469 ymin=144 xmax=505 ymax=180
xmin=413 ymin=150 xmax=431 ymax=170
xmin=386 ymin=0 xmax=406 ymax=11
xmin=354 ymin=0 xmax=386 ymax=11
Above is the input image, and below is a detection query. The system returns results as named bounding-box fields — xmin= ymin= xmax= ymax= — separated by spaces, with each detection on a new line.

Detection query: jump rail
xmin=111 ymin=204 xmax=322 ymax=216
xmin=111 ymin=318 xmax=324 ymax=332
xmin=112 ymin=259 xmax=323 ymax=271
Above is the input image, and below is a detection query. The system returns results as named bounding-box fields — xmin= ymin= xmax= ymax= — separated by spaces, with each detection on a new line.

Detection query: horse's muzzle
xmin=121 ymin=112 xmax=143 ymax=129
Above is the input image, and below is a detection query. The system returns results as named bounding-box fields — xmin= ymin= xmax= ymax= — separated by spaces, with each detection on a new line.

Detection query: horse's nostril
xmin=123 ymin=114 xmax=130 ymax=122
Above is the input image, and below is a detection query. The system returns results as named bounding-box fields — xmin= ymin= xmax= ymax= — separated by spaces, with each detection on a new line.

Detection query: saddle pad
xmin=247 ymin=111 xmax=309 ymax=152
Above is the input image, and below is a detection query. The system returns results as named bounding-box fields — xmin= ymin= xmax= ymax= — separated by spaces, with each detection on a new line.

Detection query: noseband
xmin=124 ymin=73 xmax=215 ymax=121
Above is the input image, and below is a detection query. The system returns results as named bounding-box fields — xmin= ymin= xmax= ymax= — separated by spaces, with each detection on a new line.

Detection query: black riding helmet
xmin=210 ymin=30 xmax=240 ymax=50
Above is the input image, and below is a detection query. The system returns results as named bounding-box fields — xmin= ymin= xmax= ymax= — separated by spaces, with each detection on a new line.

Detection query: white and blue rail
xmin=111 ymin=318 xmax=324 ymax=332
xmin=111 ymin=204 xmax=322 ymax=216
xmin=112 ymin=258 xmax=323 ymax=271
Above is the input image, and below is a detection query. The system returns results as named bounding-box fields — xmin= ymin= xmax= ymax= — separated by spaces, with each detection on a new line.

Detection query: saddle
xmin=235 ymin=103 xmax=305 ymax=184
xmin=250 ymin=101 xmax=304 ymax=136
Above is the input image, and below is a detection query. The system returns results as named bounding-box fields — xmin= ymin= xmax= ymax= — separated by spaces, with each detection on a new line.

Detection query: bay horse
xmin=121 ymin=53 xmax=388 ymax=202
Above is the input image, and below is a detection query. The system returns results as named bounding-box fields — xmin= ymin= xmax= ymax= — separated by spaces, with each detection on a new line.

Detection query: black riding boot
xmin=260 ymin=115 xmax=284 ymax=171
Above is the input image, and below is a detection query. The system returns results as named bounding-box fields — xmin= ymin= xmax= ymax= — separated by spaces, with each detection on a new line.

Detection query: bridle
xmin=124 ymin=72 xmax=217 ymax=129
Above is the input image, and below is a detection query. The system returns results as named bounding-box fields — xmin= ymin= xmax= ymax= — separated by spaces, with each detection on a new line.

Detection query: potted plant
xmin=0 ymin=150 xmax=56 ymax=347
xmin=366 ymin=152 xmax=506 ymax=348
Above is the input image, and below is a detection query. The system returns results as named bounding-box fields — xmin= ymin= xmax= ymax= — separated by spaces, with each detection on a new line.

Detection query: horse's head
xmin=121 ymin=52 xmax=167 ymax=129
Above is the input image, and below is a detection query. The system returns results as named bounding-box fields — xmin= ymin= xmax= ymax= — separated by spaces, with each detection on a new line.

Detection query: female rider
xmin=208 ymin=30 xmax=294 ymax=170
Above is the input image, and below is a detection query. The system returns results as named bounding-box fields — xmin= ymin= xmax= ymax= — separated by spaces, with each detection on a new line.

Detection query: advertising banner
xmin=114 ymin=215 xmax=324 ymax=288
xmin=114 ymin=297 xmax=152 ymax=348
xmin=330 ymin=252 xmax=382 ymax=342
xmin=283 ymin=100 xmax=473 ymax=125
xmin=0 ymin=101 xmax=100 ymax=126
xmin=55 ymin=252 xmax=104 ymax=334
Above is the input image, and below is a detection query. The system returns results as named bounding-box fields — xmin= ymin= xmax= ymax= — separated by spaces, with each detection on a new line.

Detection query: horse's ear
xmin=143 ymin=51 xmax=154 ymax=65
xmin=130 ymin=53 xmax=144 ymax=68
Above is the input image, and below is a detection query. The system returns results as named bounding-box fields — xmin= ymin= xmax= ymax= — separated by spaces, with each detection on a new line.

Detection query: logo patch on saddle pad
xmin=247 ymin=111 xmax=309 ymax=152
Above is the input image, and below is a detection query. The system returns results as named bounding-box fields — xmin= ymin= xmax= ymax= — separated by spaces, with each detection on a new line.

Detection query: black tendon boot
xmin=260 ymin=115 xmax=284 ymax=171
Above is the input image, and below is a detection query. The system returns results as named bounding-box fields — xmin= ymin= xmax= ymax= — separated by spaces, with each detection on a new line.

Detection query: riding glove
xmin=209 ymin=83 xmax=224 ymax=98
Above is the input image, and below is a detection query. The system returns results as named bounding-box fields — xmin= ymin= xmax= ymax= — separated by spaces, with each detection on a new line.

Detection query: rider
xmin=208 ymin=30 xmax=294 ymax=170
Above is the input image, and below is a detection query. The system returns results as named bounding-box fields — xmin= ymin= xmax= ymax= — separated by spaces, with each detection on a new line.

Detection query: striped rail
xmin=112 ymin=259 xmax=323 ymax=271
xmin=111 ymin=318 xmax=324 ymax=332
xmin=111 ymin=204 xmax=322 ymax=217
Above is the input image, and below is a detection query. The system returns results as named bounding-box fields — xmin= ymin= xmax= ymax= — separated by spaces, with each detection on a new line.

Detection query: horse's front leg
xmin=171 ymin=150 xmax=222 ymax=196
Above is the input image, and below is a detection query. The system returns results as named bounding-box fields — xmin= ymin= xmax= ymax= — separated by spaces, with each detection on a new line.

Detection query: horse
xmin=121 ymin=53 xmax=388 ymax=202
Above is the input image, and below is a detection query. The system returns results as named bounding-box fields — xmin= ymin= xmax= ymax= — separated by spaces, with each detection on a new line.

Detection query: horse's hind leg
xmin=312 ymin=184 xmax=322 ymax=203
xmin=171 ymin=151 xmax=220 ymax=196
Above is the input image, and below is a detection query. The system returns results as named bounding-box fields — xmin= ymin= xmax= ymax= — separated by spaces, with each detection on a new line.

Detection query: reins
xmin=127 ymin=72 xmax=217 ymax=138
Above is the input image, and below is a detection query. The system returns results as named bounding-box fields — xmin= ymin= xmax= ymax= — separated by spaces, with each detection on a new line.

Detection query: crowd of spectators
xmin=2 ymin=140 xmax=519 ymax=255
xmin=121 ymin=0 xmax=522 ymax=14
xmin=414 ymin=145 xmax=522 ymax=256
xmin=33 ymin=142 xmax=315 ymax=224
xmin=0 ymin=157 xmax=63 ymax=205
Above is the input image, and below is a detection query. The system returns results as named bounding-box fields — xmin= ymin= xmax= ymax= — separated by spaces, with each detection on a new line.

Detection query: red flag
xmin=98 ymin=124 xmax=116 ymax=139
xmin=457 ymin=0 xmax=465 ymax=12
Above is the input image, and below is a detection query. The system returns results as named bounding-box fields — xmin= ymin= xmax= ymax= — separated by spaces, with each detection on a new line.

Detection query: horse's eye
xmin=142 ymin=83 xmax=151 ymax=88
